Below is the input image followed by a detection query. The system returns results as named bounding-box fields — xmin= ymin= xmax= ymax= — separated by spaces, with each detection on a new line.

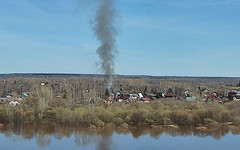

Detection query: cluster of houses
xmin=105 ymin=88 xmax=240 ymax=104
xmin=106 ymin=89 xmax=182 ymax=103
xmin=1 ymin=84 xmax=240 ymax=107
xmin=199 ymin=88 xmax=240 ymax=104
xmin=106 ymin=90 xmax=146 ymax=103
xmin=0 ymin=93 xmax=28 ymax=106
xmin=228 ymin=90 xmax=240 ymax=101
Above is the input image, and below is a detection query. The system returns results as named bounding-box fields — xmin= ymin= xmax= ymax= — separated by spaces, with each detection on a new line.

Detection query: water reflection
xmin=96 ymin=138 xmax=113 ymax=150
xmin=74 ymin=130 xmax=99 ymax=147
xmin=0 ymin=124 xmax=240 ymax=149
xmin=36 ymin=134 xmax=51 ymax=147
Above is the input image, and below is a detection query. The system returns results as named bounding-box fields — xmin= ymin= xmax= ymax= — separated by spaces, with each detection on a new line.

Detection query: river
xmin=0 ymin=124 xmax=240 ymax=150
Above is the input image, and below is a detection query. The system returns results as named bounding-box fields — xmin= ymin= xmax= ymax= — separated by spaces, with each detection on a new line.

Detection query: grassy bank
xmin=1 ymin=99 xmax=240 ymax=128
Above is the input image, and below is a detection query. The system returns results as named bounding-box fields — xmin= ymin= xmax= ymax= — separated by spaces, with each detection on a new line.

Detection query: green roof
xmin=117 ymin=90 xmax=124 ymax=94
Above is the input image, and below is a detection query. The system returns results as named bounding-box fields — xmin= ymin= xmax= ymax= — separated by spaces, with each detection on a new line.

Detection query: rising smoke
xmin=92 ymin=0 xmax=118 ymax=91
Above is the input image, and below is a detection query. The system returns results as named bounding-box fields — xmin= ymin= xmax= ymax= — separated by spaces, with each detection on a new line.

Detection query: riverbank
xmin=1 ymin=100 xmax=240 ymax=129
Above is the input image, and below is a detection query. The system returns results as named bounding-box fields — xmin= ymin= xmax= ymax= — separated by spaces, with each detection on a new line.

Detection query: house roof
xmin=117 ymin=90 xmax=124 ymax=94
xmin=0 ymin=97 xmax=8 ymax=101
xmin=142 ymin=98 xmax=150 ymax=101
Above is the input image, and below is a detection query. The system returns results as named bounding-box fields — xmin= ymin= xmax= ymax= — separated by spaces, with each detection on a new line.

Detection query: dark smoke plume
xmin=92 ymin=0 xmax=118 ymax=91
xmin=96 ymin=137 xmax=113 ymax=150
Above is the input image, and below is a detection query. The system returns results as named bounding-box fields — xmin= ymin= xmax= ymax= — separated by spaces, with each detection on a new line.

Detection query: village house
xmin=237 ymin=81 xmax=240 ymax=87
xmin=0 ymin=97 xmax=8 ymax=104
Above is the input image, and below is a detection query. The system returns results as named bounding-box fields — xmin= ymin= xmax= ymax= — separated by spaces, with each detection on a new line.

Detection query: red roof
xmin=142 ymin=98 xmax=150 ymax=101
xmin=14 ymin=98 xmax=22 ymax=103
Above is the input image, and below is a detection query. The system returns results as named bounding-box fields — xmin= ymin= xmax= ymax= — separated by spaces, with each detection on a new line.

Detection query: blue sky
xmin=0 ymin=0 xmax=239 ymax=77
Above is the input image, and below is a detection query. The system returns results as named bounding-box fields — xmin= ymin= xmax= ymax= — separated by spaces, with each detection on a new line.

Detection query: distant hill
xmin=0 ymin=73 xmax=239 ymax=79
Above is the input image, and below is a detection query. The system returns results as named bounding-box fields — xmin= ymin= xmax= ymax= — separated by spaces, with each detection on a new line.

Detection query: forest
xmin=0 ymin=75 xmax=240 ymax=129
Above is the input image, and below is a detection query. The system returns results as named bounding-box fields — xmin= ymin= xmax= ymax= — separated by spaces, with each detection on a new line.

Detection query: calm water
xmin=0 ymin=124 xmax=240 ymax=150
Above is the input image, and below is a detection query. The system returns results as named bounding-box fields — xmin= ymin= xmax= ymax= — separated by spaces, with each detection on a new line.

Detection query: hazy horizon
xmin=0 ymin=72 xmax=239 ymax=78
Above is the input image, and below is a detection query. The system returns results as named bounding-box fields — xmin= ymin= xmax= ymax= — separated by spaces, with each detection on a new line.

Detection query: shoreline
xmin=1 ymin=100 xmax=240 ymax=128
xmin=1 ymin=122 xmax=240 ymax=132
